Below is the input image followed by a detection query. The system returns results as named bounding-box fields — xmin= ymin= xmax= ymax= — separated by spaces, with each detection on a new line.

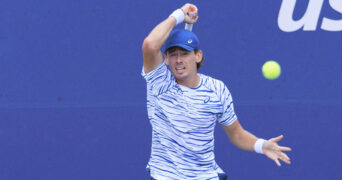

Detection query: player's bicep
xmin=142 ymin=39 xmax=164 ymax=74
xmin=143 ymin=51 xmax=163 ymax=74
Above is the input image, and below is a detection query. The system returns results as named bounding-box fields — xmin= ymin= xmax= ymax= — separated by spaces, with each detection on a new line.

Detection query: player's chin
xmin=173 ymin=71 xmax=188 ymax=80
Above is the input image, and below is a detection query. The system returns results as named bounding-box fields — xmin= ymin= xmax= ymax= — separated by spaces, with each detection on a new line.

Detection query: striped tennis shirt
xmin=142 ymin=61 xmax=237 ymax=180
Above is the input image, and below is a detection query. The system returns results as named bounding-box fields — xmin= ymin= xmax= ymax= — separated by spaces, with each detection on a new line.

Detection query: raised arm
xmin=142 ymin=3 xmax=198 ymax=74
xmin=222 ymin=120 xmax=292 ymax=166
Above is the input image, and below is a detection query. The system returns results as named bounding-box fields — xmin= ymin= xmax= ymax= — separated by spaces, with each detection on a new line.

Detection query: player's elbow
xmin=142 ymin=37 xmax=160 ymax=54
xmin=227 ymin=131 xmax=240 ymax=145
xmin=225 ymin=125 xmax=245 ymax=144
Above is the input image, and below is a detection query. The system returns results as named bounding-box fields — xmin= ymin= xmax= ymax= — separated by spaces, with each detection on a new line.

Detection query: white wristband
xmin=254 ymin=138 xmax=266 ymax=154
xmin=169 ymin=9 xmax=184 ymax=25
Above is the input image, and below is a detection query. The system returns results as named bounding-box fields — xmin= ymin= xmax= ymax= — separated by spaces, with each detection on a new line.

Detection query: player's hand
xmin=263 ymin=135 xmax=292 ymax=166
xmin=181 ymin=3 xmax=198 ymax=24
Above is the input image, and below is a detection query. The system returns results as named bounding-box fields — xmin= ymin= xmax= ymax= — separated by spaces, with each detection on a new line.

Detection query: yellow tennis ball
xmin=262 ymin=61 xmax=281 ymax=80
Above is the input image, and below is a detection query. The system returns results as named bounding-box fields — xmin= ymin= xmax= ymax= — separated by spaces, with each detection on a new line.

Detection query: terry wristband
xmin=254 ymin=138 xmax=266 ymax=154
xmin=169 ymin=9 xmax=184 ymax=25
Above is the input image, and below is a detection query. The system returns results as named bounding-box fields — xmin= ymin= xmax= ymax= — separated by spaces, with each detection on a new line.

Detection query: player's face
xmin=165 ymin=47 xmax=202 ymax=83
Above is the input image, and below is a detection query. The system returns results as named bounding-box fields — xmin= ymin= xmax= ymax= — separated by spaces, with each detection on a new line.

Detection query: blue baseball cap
xmin=164 ymin=29 xmax=200 ymax=53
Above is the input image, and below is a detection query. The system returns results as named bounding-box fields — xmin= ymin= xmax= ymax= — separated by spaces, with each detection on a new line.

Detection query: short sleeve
xmin=217 ymin=83 xmax=237 ymax=126
xmin=141 ymin=61 xmax=173 ymax=96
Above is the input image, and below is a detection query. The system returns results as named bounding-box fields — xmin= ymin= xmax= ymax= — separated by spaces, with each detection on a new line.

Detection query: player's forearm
xmin=142 ymin=17 xmax=177 ymax=53
xmin=223 ymin=122 xmax=259 ymax=152
xmin=229 ymin=129 xmax=258 ymax=152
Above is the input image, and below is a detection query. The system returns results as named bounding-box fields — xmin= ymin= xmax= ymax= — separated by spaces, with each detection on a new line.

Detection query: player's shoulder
xmin=200 ymin=74 xmax=226 ymax=92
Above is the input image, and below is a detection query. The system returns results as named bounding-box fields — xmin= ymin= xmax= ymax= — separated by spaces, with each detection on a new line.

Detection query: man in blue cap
xmin=142 ymin=3 xmax=292 ymax=180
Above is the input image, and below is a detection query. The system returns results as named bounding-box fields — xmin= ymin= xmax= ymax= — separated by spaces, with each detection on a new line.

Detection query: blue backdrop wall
xmin=1 ymin=0 xmax=341 ymax=179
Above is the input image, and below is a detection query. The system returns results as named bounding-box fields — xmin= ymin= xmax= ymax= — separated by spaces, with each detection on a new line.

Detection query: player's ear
xmin=195 ymin=50 xmax=203 ymax=63
xmin=164 ymin=53 xmax=170 ymax=65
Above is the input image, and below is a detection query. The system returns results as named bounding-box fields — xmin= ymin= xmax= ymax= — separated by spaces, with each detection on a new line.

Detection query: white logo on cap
xmin=187 ymin=39 xmax=193 ymax=44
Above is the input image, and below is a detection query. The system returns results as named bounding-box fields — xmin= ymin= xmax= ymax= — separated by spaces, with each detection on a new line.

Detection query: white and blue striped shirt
xmin=142 ymin=62 xmax=237 ymax=180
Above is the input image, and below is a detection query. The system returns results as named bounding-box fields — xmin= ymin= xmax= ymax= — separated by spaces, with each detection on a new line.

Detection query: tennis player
xmin=141 ymin=3 xmax=291 ymax=180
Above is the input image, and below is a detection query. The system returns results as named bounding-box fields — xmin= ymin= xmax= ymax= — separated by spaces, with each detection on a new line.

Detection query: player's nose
xmin=176 ymin=54 xmax=183 ymax=63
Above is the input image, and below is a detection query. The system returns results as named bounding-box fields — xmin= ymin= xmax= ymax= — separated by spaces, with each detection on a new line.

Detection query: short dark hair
xmin=164 ymin=47 xmax=204 ymax=70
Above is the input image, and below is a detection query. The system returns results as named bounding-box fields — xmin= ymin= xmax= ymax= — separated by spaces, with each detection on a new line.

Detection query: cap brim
xmin=165 ymin=43 xmax=195 ymax=52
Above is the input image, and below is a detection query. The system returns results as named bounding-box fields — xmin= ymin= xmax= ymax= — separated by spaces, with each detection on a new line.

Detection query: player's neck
xmin=176 ymin=74 xmax=200 ymax=88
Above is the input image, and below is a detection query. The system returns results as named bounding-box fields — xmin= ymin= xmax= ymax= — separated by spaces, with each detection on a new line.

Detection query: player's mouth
xmin=175 ymin=67 xmax=185 ymax=70
xmin=175 ymin=66 xmax=185 ymax=72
